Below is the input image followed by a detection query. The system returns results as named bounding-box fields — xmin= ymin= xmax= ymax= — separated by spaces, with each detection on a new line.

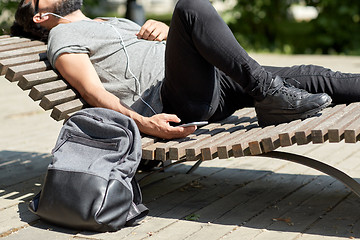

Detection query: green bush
xmin=306 ymin=0 xmax=360 ymax=55
xmin=0 ymin=0 xmax=18 ymax=35
xmin=225 ymin=0 xmax=360 ymax=55
xmin=2 ymin=0 xmax=359 ymax=55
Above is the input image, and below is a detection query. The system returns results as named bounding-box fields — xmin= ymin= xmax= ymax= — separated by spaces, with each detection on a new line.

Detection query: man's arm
xmin=55 ymin=53 xmax=195 ymax=139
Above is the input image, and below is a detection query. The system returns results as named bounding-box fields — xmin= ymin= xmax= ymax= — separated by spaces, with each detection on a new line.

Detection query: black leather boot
xmin=254 ymin=76 xmax=332 ymax=126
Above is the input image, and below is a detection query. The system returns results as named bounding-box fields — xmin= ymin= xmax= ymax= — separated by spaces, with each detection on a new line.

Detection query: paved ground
xmin=1 ymin=54 xmax=360 ymax=240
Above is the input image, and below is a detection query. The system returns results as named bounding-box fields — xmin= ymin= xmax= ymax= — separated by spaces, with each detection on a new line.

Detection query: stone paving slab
xmin=1 ymin=54 xmax=360 ymax=240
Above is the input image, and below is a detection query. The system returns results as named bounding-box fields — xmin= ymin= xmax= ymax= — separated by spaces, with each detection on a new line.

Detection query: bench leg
xmin=138 ymin=159 xmax=187 ymax=183
xmin=259 ymin=151 xmax=360 ymax=197
xmin=186 ymin=159 xmax=203 ymax=174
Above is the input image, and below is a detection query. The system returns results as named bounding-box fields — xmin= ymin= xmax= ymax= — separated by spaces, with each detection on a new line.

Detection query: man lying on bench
xmin=11 ymin=0 xmax=360 ymax=140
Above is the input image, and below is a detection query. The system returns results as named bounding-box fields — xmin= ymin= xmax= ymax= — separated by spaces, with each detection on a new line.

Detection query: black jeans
xmin=161 ymin=0 xmax=360 ymax=123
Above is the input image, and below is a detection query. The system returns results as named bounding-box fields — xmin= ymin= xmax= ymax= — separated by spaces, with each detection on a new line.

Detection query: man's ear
xmin=33 ymin=13 xmax=49 ymax=24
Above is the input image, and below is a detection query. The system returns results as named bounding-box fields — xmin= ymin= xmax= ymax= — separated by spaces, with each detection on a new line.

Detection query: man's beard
xmin=53 ymin=0 xmax=83 ymax=17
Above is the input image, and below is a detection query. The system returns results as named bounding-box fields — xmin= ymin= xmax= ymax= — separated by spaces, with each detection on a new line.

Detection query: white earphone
xmin=41 ymin=12 xmax=72 ymax=22
xmin=105 ymin=21 xmax=158 ymax=115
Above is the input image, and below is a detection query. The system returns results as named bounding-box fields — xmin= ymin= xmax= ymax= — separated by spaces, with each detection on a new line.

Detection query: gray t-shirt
xmin=47 ymin=18 xmax=165 ymax=117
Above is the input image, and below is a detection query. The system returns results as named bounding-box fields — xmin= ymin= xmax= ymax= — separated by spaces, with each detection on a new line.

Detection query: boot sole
xmin=257 ymin=98 xmax=332 ymax=127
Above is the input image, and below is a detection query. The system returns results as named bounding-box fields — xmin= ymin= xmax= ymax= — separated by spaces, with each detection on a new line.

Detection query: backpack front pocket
xmin=51 ymin=132 xmax=122 ymax=178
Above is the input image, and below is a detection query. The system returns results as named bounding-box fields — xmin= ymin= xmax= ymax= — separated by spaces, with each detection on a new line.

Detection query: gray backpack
xmin=29 ymin=108 xmax=148 ymax=232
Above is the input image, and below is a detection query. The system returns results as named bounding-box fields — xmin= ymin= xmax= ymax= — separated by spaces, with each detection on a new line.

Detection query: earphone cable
xmin=107 ymin=23 xmax=158 ymax=115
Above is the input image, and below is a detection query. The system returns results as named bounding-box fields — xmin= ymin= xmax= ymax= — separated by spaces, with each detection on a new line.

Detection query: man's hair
xmin=10 ymin=0 xmax=49 ymax=42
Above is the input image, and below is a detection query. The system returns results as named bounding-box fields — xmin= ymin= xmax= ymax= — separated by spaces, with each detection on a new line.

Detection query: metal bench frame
xmin=2 ymin=35 xmax=360 ymax=197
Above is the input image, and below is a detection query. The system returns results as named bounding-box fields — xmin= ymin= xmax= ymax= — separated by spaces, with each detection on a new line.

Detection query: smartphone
xmin=178 ymin=121 xmax=208 ymax=128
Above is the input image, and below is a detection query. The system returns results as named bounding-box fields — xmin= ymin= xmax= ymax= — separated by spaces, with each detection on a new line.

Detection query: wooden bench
xmin=2 ymin=35 xmax=360 ymax=197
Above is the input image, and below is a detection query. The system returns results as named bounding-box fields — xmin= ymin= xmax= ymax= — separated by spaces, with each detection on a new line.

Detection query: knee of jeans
xmin=174 ymin=0 xmax=208 ymax=16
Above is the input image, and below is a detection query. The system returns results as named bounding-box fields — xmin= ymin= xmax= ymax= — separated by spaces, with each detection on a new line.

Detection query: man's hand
xmin=138 ymin=113 xmax=196 ymax=139
xmin=136 ymin=19 xmax=169 ymax=41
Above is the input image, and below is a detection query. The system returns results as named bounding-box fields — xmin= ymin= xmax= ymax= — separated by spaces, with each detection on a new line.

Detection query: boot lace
xmin=265 ymin=78 xmax=308 ymax=100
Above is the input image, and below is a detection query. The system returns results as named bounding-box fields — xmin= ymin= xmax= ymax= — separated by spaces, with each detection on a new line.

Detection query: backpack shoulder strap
xmin=125 ymin=178 xmax=149 ymax=226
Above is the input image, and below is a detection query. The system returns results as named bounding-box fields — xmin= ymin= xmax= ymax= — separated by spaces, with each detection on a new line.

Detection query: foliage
xmin=224 ymin=0 xmax=293 ymax=53
xmin=2 ymin=0 xmax=359 ymax=55
xmin=0 ymin=0 xmax=19 ymax=35
xmin=225 ymin=0 xmax=360 ymax=55
xmin=306 ymin=0 xmax=360 ymax=55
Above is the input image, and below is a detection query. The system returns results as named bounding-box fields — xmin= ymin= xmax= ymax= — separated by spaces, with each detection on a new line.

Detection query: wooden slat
xmin=344 ymin=117 xmax=360 ymax=143
xmin=198 ymin=109 xmax=257 ymax=159
xmin=259 ymin=119 xmax=301 ymax=153
xmin=248 ymin=122 xmax=292 ymax=155
xmin=51 ymin=99 xmax=87 ymax=121
xmin=328 ymin=102 xmax=360 ymax=142
xmin=232 ymin=127 xmax=265 ymax=157
xmin=0 ymin=52 xmax=47 ymax=75
xmin=190 ymin=111 xmax=256 ymax=160
xmin=151 ymin=110 xmax=251 ymax=161
xmin=141 ymin=136 xmax=158 ymax=148
xmin=201 ymin=116 xmax=256 ymax=160
xmin=18 ymin=70 xmax=59 ymax=90
xmin=0 ymin=40 xmax=44 ymax=53
xmin=165 ymin=109 xmax=254 ymax=161
xmin=167 ymin=122 xmax=228 ymax=161
xmin=234 ymin=124 xmax=280 ymax=156
xmin=142 ymin=119 xmax=225 ymax=161
xmin=40 ymin=89 xmax=78 ymax=110
xmin=216 ymin=124 xmax=261 ymax=159
xmin=0 ymin=37 xmax=30 ymax=46
xmin=167 ymin=127 xmax=217 ymax=161
xmin=151 ymin=116 xmax=236 ymax=161
xmin=6 ymin=61 xmax=52 ymax=82
xmin=0 ymin=45 xmax=47 ymax=60
xmin=0 ymin=35 xmax=10 ymax=39
xmin=278 ymin=107 xmax=333 ymax=147
xmin=311 ymin=103 xmax=359 ymax=144
xmin=198 ymin=109 xmax=257 ymax=160
xmin=143 ymin=137 xmax=187 ymax=161
xmin=295 ymin=105 xmax=344 ymax=145
xmin=185 ymin=109 xmax=256 ymax=160
xmin=142 ymin=112 xmax=239 ymax=160
xmin=186 ymin=121 xmax=244 ymax=160
xmin=29 ymin=80 xmax=68 ymax=101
